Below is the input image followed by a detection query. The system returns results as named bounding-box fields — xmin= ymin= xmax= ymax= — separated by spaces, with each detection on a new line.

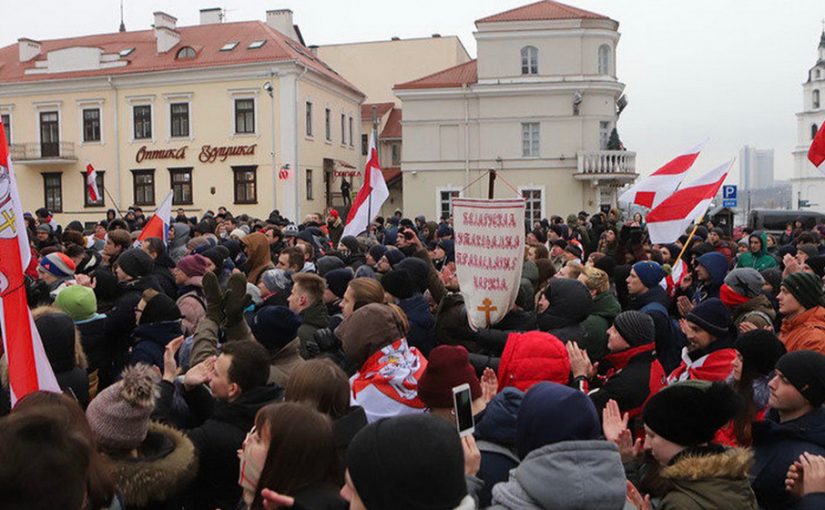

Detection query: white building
xmin=791 ymin=31 xmax=825 ymax=211
xmin=739 ymin=145 xmax=774 ymax=192
xmin=394 ymin=0 xmax=635 ymax=224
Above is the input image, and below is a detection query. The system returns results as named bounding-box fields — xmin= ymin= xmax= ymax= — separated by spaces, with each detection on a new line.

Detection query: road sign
xmin=723 ymin=199 xmax=737 ymax=208
xmin=722 ymin=185 xmax=737 ymax=207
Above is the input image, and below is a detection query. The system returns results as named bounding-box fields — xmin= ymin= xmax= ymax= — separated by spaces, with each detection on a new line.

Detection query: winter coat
xmin=75 ymin=314 xmax=111 ymax=386
xmin=168 ymin=223 xmax=191 ymax=262
xmin=327 ymin=218 xmax=344 ymax=246
xmin=497 ymin=331 xmax=571 ymax=392
xmin=151 ymin=255 xmax=178 ymax=299
xmin=586 ymin=343 xmax=666 ymax=420
xmin=628 ymin=285 xmax=683 ymax=373
xmin=105 ymin=275 xmax=163 ymax=373
xmin=129 ymin=320 xmax=184 ymax=372
xmin=473 ymin=388 xmax=524 ymax=508
xmin=579 ymin=291 xmax=621 ymax=361
xmin=737 ymin=231 xmax=779 ymax=270
xmin=268 ymin=337 xmax=306 ymax=387
xmin=730 ymin=294 xmax=776 ymax=330
xmin=243 ymin=232 xmax=274 ymax=285
xmin=752 ymin=407 xmax=825 ymax=510
xmin=779 ymin=305 xmax=825 ymax=355
xmin=104 ymin=422 xmax=197 ymax=510
xmin=537 ymin=278 xmax=592 ymax=344
xmin=176 ymin=276 xmax=206 ymax=337
xmin=693 ymin=252 xmax=729 ymax=304
xmin=397 ymin=294 xmax=437 ymax=356
xmin=668 ymin=336 xmax=736 ymax=384
xmin=297 ymin=300 xmax=330 ymax=359
xmin=489 ymin=440 xmax=627 ymax=510
xmin=472 ymin=309 xmax=539 ymax=357
xmin=657 ymin=446 xmax=758 ymax=510
xmin=154 ymin=381 xmax=283 ymax=510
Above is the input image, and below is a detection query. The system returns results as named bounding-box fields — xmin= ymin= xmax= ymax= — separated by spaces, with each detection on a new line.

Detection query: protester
xmin=288 ymin=272 xmax=331 ymax=359
xmin=32 ymin=308 xmax=90 ymax=408
xmin=737 ymin=231 xmax=779 ymax=270
xmin=578 ymin=266 xmax=621 ymax=361
xmin=669 ymin=298 xmax=737 ymax=383
xmin=778 ymin=272 xmax=825 ymax=354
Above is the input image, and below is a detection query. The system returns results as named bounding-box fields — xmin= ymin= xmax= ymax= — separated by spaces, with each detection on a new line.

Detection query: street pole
xmin=266 ymin=80 xmax=276 ymax=213
xmin=368 ymin=105 xmax=378 ymax=228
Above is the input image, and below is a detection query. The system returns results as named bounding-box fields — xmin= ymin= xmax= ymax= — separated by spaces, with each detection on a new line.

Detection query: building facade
xmin=395 ymin=0 xmax=636 ymax=224
xmin=791 ymin=31 xmax=825 ymax=211
xmin=0 ymin=9 xmax=364 ymax=225
xmin=739 ymin=145 xmax=774 ymax=192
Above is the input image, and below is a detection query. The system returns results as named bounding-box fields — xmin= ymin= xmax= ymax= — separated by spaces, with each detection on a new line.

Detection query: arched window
xmin=521 ymin=46 xmax=538 ymax=75
xmin=817 ymin=69 xmax=822 ymax=80
xmin=176 ymin=46 xmax=196 ymax=59
xmin=598 ymin=44 xmax=611 ymax=75
xmin=814 ymin=89 xmax=821 ymax=109
xmin=813 ymin=124 xmax=820 ymax=140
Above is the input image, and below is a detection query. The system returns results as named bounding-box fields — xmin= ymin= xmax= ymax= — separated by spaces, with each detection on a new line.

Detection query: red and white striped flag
xmin=619 ymin=140 xmax=707 ymax=209
xmin=342 ymin=131 xmax=389 ymax=238
xmin=646 ymin=160 xmax=733 ymax=245
xmin=136 ymin=190 xmax=173 ymax=246
xmin=86 ymin=163 xmax=100 ymax=202
xmin=661 ymin=258 xmax=687 ymax=297
xmin=0 ymin=122 xmax=61 ymax=405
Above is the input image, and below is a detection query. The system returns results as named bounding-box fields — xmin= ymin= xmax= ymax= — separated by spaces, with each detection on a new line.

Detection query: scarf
xmin=351 ymin=339 xmax=427 ymax=408
xmin=720 ymin=283 xmax=750 ymax=308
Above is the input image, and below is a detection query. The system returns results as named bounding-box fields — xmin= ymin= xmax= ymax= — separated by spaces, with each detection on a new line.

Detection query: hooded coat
xmin=779 ymin=305 xmax=825 ymax=355
xmin=497 ymin=331 xmax=571 ymax=392
xmin=628 ymin=285 xmax=683 ymax=374
xmin=474 ymin=388 xmax=524 ymax=508
xmin=579 ymin=291 xmax=621 ymax=361
xmin=242 ymin=232 xmax=275 ymax=284
xmin=693 ymin=252 xmax=729 ymax=304
xmin=167 ymin=223 xmax=191 ymax=262
xmin=537 ymin=278 xmax=593 ymax=343
xmin=129 ymin=320 xmax=184 ymax=372
xmin=736 ymin=231 xmax=778 ymax=270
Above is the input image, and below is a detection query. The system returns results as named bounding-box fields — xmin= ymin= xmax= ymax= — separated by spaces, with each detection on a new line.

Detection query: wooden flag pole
xmin=671 ymin=214 xmax=704 ymax=267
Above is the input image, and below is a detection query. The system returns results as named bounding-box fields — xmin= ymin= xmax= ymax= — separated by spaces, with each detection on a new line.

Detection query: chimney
xmin=432 ymin=33 xmax=441 ymax=38
xmin=266 ymin=9 xmax=299 ymax=42
xmin=391 ymin=37 xmax=400 ymax=41
xmin=200 ymin=7 xmax=223 ymax=25
xmin=153 ymin=11 xmax=180 ymax=53
xmin=308 ymin=45 xmax=319 ymax=56
xmin=18 ymin=38 xmax=41 ymax=62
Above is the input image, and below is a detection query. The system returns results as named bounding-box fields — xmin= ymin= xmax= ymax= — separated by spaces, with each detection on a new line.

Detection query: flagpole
xmin=672 ymin=214 xmax=704 ymax=267
xmin=368 ymin=105 xmax=378 ymax=236
xmin=101 ymin=184 xmax=126 ymax=220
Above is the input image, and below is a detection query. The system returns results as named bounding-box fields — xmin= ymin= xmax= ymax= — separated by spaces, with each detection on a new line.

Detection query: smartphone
xmin=452 ymin=383 xmax=475 ymax=437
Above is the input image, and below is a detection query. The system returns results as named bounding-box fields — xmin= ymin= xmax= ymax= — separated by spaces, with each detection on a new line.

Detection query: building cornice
xmin=474 ymin=28 xmax=620 ymax=42
xmin=396 ymin=80 xmax=625 ymax=100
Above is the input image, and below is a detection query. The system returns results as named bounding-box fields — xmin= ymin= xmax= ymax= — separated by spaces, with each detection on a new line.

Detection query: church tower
xmin=791 ymin=29 xmax=825 ymax=211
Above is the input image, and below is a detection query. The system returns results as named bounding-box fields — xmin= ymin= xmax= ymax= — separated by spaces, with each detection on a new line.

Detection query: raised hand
xmin=162 ymin=336 xmax=185 ymax=382
xmin=626 ymin=481 xmax=653 ymax=510
xmin=567 ymin=341 xmax=595 ymax=379
xmin=184 ymin=356 xmax=216 ymax=388
xmin=480 ymin=367 xmax=498 ymax=403
xmin=462 ymin=435 xmax=481 ymax=476
xmin=602 ymin=399 xmax=628 ymax=443
xmin=261 ymin=488 xmax=295 ymax=510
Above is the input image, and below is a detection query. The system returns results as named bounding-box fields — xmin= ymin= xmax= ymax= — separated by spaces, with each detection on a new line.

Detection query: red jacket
xmin=497 ymin=331 xmax=570 ymax=392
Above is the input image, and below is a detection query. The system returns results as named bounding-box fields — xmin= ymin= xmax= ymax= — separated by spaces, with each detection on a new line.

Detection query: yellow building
xmin=0 ymin=9 xmax=364 ymax=225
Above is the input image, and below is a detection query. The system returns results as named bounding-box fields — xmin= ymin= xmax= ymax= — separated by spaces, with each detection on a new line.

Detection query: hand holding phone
xmin=453 ymin=383 xmax=475 ymax=437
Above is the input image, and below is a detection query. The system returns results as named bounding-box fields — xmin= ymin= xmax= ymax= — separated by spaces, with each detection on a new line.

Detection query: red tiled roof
xmin=394 ymin=60 xmax=477 ymax=90
xmin=381 ymin=166 xmax=401 ymax=184
xmin=360 ymin=102 xmax=394 ymax=121
xmin=475 ymin=0 xmax=608 ymax=25
xmin=0 ymin=21 xmax=362 ymax=95
xmin=379 ymin=108 xmax=402 ymax=139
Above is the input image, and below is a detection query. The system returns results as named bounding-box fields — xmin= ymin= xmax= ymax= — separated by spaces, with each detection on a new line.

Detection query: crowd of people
xmin=4 ymin=204 xmax=825 ymax=509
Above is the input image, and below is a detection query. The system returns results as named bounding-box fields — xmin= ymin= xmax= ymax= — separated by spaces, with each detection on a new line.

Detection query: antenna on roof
xmin=119 ymin=0 xmax=126 ymax=32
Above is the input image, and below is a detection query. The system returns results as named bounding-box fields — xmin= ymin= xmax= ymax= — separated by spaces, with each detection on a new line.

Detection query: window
xmin=361 ymin=134 xmax=369 ymax=155
xmin=439 ymin=190 xmax=460 ymax=219
xmin=306 ymin=169 xmax=313 ymax=200
xmin=522 ymin=188 xmax=542 ymax=229
xmin=814 ymin=89 xmax=821 ymax=109
xmin=814 ymin=124 xmax=820 ymax=141
xmin=132 ymin=170 xmax=155 ymax=206
xmin=119 ymin=47 xmax=135 ymax=57
xmin=521 ymin=46 xmax=538 ymax=75
xmin=82 ymin=170 xmax=104 ymax=207
xmin=521 ymin=122 xmax=540 ymax=157
xmin=348 ymin=116 xmax=354 ymax=146
xmin=83 ymin=108 xmax=101 ymax=142
xmin=170 ymin=102 xmax=190 ymax=138
xmin=169 ymin=168 xmax=193 ymax=205
xmin=133 ymin=105 xmax=152 ymax=140
xmin=235 ymin=99 xmax=255 ymax=134
xmin=2 ymin=114 xmax=10 ymax=144
xmin=818 ymin=69 xmax=823 ymax=80
xmin=305 ymin=102 xmax=313 ymax=137
xmin=598 ymin=44 xmax=611 ymax=75
xmin=176 ymin=47 xmax=196 ymax=59
xmin=341 ymin=114 xmax=346 ymax=144
xmin=325 ymin=108 xmax=331 ymax=141
xmin=248 ymin=40 xmax=266 ymax=49
xmin=599 ymin=121 xmax=611 ymax=150
xmin=220 ymin=42 xmax=239 ymax=51
xmin=391 ymin=143 xmax=401 ymax=166
xmin=232 ymin=166 xmax=257 ymax=204
xmin=43 ymin=173 xmax=62 ymax=213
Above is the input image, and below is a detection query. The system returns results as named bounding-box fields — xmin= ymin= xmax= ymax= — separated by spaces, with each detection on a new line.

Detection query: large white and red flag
xmin=342 ymin=131 xmax=389 ymax=238
xmin=0 ymin=123 xmax=61 ymax=405
xmin=619 ymin=140 xmax=707 ymax=209
xmin=136 ymin=190 xmax=173 ymax=245
xmin=646 ymin=159 xmax=734 ymax=245
xmin=810 ymin=123 xmax=825 ymax=169
xmin=86 ymin=163 xmax=100 ymax=202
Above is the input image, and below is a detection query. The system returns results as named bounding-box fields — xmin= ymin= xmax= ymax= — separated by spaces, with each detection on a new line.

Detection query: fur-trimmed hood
xmin=659 ymin=447 xmax=758 ymax=510
xmin=662 ymin=447 xmax=752 ymax=480
xmin=105 ymin=421 xmax=197 ymax=509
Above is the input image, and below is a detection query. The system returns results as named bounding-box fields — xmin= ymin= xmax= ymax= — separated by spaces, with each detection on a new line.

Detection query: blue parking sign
xmin=722 ymin=185 xmax=737 ymax=200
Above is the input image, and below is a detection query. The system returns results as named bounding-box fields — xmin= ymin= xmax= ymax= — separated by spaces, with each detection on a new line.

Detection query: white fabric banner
xmin=453 ymin=198 xmax=525 ymax=331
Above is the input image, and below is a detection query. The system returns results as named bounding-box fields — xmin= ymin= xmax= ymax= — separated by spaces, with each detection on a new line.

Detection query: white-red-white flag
xmin=342 ymin=131 xmax=389 ymax=238
xmin=661 ymin=258 xmax=687 ymax=297
xmin=136 ymin=190 xmax=173 ymax=246
xmin=646 ymin=159 xmax=734 ymax=245
xmin=86 ymin=163 xmax=100 ymax=202
xmin=0 ymin=122 xmax=61 ymax=405
xmin=619 ymin=140 xmax=707 ymax=209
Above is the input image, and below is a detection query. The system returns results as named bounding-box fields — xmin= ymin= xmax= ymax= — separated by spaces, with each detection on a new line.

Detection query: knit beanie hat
xmin=87 ymin=364 xmax=159 ymax=451
xmin=613 ymin=310 xmax=655 ymax=347
xmin=38 ymin=252 xmax=76 ymax=278
xmin=775 ymin=350 xmax=825 ymax=407
xmin=565 ymin=244 xmax=583 ymax=259
xmin=632 ymin=261 xmax=665 ymax=288
xmin=806 ymin=256 xmax=825 ymax=279
xmin=316 ymin=255 xmax=345 ymax=277
xmin=417 ymin=345 xmax=482 ymax=409
xmin=724 ymin=268 xmax=765 ymax=299
xmin=395 ymin=257 xmax=432 ymax=294
xmin=381 ymin=269 xmax=416 ymax=299
xmin=340 ymin=235 xmax=360 ymax=254
xmin=643 ymin=380 xmax=740 ymax=446
xmin=249 ymin=305 xmax=302 ymax=352
xmin=201 ymin=246 xmax=229 ymax=270
xmin=436 ymin=224 xmax=453 ymax=238
xmin=760 ymin=268 xmax=782 ymax=294
xmin=781 ymin=272 xmax=825 ymax=309
xmin=54 ymin=285 xmax=97 ymax=321
xmin=261 ymin=269 xmax=293 ymax=295
xmin=139 ymin=290 xmax=181 ymax=325
xmin=176 ymin=254 xmax=209 ymax=277
xmin=325 ymin=268 xmax=353 ymax=299
xmin=35 ymin=312 xmax=77 ymax=373
xmin=735 ymin=330 xmax=786 ymax=378
xmin=594 ymin=255 xmax=616 ymax=279
xmin=368 ymin=244 xmax=387 ymax=264
xmin=799 ymin=245 xmax=819 ymax=260
xmin=383 ymin=248 xmax=406 ymax=268
xmin=516 ymin=382 xmax=601 ymax=459
xmin=346 ymin=414 xmax=467 ymax=510
xmin=116 ymin=248 xmax=154 ymax=279
xmin=531 ymin=228 xmax=547 ymax=244
xmin=686 ymin=298 xmax=732 ymax=337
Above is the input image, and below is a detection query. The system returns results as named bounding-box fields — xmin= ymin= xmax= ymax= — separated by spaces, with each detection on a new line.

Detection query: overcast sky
xmin=3 ymin=0 xmax=824 ymax=183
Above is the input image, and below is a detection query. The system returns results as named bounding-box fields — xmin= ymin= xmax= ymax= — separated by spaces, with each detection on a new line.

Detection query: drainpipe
xmin=107 ymin=76 xmax=122 ymax=213
xmin=294 ymin=63 xmax=308 ymax=221
xmin=463 ymin=84 xmax=470 ymax=189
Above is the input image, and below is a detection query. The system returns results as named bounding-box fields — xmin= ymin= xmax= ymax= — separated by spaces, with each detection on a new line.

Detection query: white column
xmin=278 ymin=71 xmax=299 ymax=222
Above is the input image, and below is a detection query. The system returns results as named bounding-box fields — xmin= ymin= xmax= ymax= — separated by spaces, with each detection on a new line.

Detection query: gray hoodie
xmin=489 ymin=440 xmax=627 ymax=510
xmin=168 ymin=223 xmax=191 ymax=262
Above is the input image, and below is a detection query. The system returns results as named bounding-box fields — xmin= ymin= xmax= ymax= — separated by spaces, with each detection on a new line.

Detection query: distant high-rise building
xmin=739 ymin=145 xmax=774 ymax=191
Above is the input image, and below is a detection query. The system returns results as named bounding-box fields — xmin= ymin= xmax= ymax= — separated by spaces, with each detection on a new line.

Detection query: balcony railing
xmin=10 ymin=142 xmax=77 ymax=163
xmin=575 ymin=150 xmax=636 ymax=179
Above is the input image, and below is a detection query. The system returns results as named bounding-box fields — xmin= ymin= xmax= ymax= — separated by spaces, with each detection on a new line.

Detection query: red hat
xmin=328 ymin=208 xmax=339 ymax=218
xmin=417 ymin=345 xmax=482 ymax=409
